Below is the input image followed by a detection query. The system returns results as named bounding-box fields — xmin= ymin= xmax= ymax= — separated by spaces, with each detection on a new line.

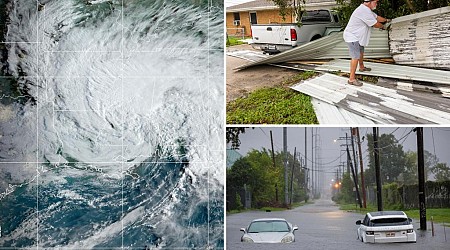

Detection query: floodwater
xmin=227 ymin=199 xmax=449 ymax=250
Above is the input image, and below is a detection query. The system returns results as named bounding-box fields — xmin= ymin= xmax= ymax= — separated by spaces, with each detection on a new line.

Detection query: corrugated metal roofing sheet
xmin=390 ymin=6 xmax=450 ymax=70
xmin=311 ymin=98 xmax=376 ymax=124
xmin=377 ymin=77 xmax=450 ymax=98
xmin=291 ymin=73 xmax=450 ymax=124
xmin=315 ymin=59 xmax=450 ymax=85
xmin=227 ymin=50 xmax=269 ymax=62
xmin=237 ymin=29 xmax=390 ymax=70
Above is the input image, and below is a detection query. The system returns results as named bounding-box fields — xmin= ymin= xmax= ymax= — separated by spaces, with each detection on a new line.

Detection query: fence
xmin=365 ymin=181 xmax=450 ymax=209
xmin=226 ymin=28 xmax=245 ymax=40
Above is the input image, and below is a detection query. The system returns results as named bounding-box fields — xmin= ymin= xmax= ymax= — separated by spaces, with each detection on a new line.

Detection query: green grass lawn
xmin=338 ymin=203 xmax=450 ymax=225
xmin=226 ymin=71 xmax=318 ymax=124
xmin=405 ymin=209 xmax=450 ymax=225
xmin=226 ymin=36 xmax=245 ymax=47
xmin=227 ymin=201 xmax=311 ymax=215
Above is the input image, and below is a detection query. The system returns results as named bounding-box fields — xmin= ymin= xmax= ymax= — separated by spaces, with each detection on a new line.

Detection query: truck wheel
xmin=311 ymin=35 xmax=322 ymax=41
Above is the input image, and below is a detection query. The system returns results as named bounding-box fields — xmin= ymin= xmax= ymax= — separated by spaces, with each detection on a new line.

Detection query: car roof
xmin=367 ymin=211 xmax=407 ymax=219
xmin=251 ymin=218 xmax=287 ymax=222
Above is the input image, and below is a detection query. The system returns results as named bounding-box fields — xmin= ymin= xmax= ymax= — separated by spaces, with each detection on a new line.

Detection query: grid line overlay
xmin=208 ymin=0 xmax=211 ymax=247
xmin=0 ymin=1 xmax=222 ymax=249
xmin=121 ymin=0 xmax=125 ymax=248
xmin=36 ymin=0 xmax=40 ymax=249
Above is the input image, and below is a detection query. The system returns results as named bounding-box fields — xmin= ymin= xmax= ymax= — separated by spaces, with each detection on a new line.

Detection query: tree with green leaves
xmin=270 ymin=0 xmax=305 ymax=24
xmin=226 ymin=127 xmax=247 ymax=150
xmin=401 ymin=151 xmax=419 ymax=184
xmin=366 ymin=133 xmax=408 ymax=185
xmin=431 ymin=163 xmax=450 ymax=182
xmin=332 ymin=172 xmax=359 ymax=204
xmin=334 ymin=0 xmax=450 ymax=26
xmin=226 ymin=148 xmax=307 ymax=210
xmin=400 ymin=150 xmax=438 ymax=184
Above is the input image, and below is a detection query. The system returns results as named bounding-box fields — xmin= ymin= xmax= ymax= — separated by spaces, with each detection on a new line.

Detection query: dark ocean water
xmin=0 ymin=0 xmax=224 ymax=248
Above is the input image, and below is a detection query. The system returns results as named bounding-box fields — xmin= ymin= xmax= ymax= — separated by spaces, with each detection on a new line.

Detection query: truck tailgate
xmin=251 ymin=25 xmax=294 ymax=46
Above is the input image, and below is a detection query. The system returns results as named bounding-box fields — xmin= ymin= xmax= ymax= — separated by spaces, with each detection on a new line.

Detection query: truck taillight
xmin=290 ymin=28 xmax=297 ymax=41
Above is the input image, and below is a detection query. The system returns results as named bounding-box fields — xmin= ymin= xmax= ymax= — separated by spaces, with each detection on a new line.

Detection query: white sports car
xmin=356 ymin=211 xmax=417 ymax=243
xmin=240 ymin=218 xmax=298 ymax=243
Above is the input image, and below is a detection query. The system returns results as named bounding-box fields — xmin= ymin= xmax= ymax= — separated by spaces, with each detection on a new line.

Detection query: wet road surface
xmin=226 ymin=199 xmax=449 ymax=250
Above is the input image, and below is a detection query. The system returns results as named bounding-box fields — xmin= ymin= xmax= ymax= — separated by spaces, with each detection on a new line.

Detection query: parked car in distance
xmin=356 ymin=211 xmax=416 ymax=243
xmin=240 ymin=218 xmax=298 ymax=243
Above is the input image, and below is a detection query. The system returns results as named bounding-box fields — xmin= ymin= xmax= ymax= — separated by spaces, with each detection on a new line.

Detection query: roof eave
xmin=226 ymin=6 xmax=279 ymax=13
xmin=226 ymin=2 xmax=337 ymax=13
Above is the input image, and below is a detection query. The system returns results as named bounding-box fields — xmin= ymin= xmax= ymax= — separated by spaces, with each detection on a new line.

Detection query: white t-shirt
xmin=343 ymin=4 xmax=377 ymax=47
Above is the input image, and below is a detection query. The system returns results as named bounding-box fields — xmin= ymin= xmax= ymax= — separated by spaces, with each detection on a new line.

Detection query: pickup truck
xmin=251 ymin=10 xmax=342 ymax=54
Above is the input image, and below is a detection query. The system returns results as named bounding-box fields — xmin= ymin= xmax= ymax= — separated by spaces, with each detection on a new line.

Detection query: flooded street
xmin=226 ymin=199 xmax=449 ymax=250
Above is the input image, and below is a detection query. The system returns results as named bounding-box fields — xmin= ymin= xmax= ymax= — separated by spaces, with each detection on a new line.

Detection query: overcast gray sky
xmin=228 ymin=127 xmax=450 ymax=192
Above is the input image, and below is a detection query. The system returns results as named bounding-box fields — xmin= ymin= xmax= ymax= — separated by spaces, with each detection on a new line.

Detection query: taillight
xmin=366 ymin=231 xmax=374 ymax=235
xmin=290 ymin=28 xmax=297 ymax=41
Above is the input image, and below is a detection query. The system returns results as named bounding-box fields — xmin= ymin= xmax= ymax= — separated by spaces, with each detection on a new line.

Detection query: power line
xmin=435 ymin=128 xmax=450 ymax=132
xmin=431 ymin=128 xmax=437 ymax=160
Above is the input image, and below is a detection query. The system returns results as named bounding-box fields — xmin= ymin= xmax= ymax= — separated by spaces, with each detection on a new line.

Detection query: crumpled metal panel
xmin=291 ymin=73 xmax=450 ymax=124
xmin=227 ymin=50 xmax=269 ymax=62
xmin=311 ymin=98 xmax=376 ymax=124
xmin=237 ymin=29 xmax=391 ymax=70
xmin=390 ymin=6 xmax=450 ymax=70
xmin=316 ymin=59 xmax=450 ymax=85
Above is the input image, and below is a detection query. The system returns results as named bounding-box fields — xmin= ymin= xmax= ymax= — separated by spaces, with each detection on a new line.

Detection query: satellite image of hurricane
xmin=0 ymin=0 xmax=224 ymax=249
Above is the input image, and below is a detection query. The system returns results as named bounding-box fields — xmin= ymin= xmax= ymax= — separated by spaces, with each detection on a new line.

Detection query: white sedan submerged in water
xmin=356 ymin=211 xmax=416 ymax=243
xmin=240 ymin=218 xmax=298 ymax=243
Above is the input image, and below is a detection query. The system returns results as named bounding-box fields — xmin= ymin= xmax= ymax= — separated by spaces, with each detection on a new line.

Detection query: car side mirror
xmin=356 ymin=220 xmax=362 ymax=225
xmin=240 ymin=228 xmax=246 ymax=233
xmin=293 ymin=226 xmax=298 ymax=231
xmin=408 ymin=218 xmax=412 ymax=223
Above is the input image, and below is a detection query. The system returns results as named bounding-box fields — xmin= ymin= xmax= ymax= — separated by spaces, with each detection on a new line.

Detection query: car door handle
xmin=267 ymin=27 xmax=272 ymax=31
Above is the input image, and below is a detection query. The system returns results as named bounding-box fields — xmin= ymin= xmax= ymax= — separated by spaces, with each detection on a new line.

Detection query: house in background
xmin=226 ymin=149 xmax=242 ymax=168
xmin=226 ymin=0 xmax=337 ymax=37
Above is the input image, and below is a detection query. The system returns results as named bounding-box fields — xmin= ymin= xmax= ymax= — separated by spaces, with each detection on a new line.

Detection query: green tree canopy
xmin=399 ymin=150 xmax=438 ymax=184
xmin=366 ymin=133 xmax=407 ymax=185
xmin=334 ymin=0 xmax=450 ymax=26
xmin=226 ymin=148 xmax=307 ymax=209
xmin=431 ymin=163 xmax=450 ymax=182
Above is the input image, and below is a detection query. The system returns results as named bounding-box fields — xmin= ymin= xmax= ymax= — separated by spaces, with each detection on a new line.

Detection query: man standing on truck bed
xmin=343 ymin=0 xmax=389 ymax=86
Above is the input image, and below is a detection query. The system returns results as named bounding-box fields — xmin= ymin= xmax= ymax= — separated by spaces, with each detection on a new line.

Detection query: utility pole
xmin=315 ymin=128 xmax=318 ymax=197
xmin=373 ymin=127 xmax=383 ymax=211
xmin=315 ymin=128 xmax=320 ymax=198
xmin=347 ymin=146 xmax=362 ymax=208
xmin=345 ymin=133 xmax=350 ymax=173
xmin=305 ymin=128 xmax=307 ymax=191
xmin=270 ymin=130 xmax=278 ymax=203
xmin=290 ymin=147 xmax=296 ymax=206
xmin=356 ymin=128 xmax=367 ymax=208
xmin=284 ymin=128 xmax=288 ymax=206
xmin=350 ymin=128 xmax=359 ymax=184
xmin=311 ymin=128 xmax=314 ymax=197
xmin=415 ymin=127 xmax=427 ymax=230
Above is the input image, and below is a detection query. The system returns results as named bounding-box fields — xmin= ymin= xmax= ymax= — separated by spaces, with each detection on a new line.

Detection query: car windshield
xmin=248 ymin=221 xmax=290 ymax=233
xmin=369 ymin=218 xmax=409 ymax=226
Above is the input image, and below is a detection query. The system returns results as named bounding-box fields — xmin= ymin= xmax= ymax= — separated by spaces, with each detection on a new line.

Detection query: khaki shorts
xmin=347 ymin=42 xmax=365 ymax=59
